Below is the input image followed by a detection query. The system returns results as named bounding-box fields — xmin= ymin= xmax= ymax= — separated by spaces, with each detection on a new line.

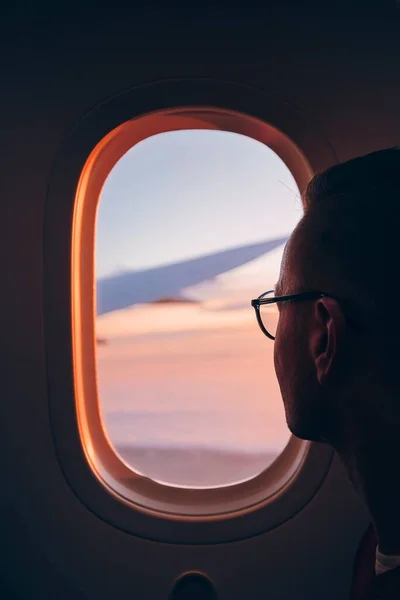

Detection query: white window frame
xmin=44 ymin=80 xmax=336 ymax=544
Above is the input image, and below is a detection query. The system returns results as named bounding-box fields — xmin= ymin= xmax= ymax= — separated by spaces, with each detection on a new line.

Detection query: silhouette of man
xmin=253 ymin=148 xmax=400 ymax=599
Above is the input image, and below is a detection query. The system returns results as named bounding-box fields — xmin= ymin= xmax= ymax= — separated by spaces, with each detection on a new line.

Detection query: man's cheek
xmin=273 ymin=342 xmax=284 ymax=385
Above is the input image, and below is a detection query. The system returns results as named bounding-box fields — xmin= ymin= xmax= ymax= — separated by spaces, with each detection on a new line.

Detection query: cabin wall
xmin=0 ymin=11 xmax=397 ymax=599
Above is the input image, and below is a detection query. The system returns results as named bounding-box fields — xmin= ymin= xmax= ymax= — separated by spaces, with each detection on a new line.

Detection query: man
xmin=251 ymin=147 xmax=400 ymax=599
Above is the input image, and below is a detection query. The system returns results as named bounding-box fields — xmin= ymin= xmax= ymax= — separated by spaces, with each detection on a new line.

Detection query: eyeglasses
xmin=251 ymin=290 xmax=327 ymax=340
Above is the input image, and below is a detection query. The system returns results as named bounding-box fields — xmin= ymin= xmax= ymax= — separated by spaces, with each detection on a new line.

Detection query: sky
xmin=95 ymin=129 xmax=303 ymax=488
xmin=96 ymin=129 xmax=301 ymax=276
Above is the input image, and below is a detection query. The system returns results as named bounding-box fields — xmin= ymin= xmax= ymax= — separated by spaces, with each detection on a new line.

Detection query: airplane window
xmin=95 ymin=129 xmax=302 ymax=489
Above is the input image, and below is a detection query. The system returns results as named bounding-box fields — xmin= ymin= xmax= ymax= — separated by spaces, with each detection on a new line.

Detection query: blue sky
xmin=96 ymin=129 xmax=302 ymax=279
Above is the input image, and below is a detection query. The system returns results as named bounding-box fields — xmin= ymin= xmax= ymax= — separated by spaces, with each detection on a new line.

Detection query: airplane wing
xmin=96 ymin=236 xmax=288 ymax=316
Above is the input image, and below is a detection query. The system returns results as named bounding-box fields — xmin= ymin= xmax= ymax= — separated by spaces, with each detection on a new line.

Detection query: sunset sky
xmin=95 ymin=129 xmax=303 ymax=487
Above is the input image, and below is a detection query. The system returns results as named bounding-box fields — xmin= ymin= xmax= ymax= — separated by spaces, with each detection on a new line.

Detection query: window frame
xmin=44 ymin=79 xmax=336 ymax=544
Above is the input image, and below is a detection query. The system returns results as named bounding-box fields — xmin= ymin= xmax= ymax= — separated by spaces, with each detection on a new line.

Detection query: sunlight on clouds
xmin=97 ymin=321 xmax=289 ymax=453
xmin=97 ymin=302 xmax=251 ymax=339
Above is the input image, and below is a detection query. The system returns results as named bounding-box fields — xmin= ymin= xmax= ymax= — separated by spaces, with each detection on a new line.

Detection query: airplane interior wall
xmin=0 ymin=8 xmax=398 ymax=599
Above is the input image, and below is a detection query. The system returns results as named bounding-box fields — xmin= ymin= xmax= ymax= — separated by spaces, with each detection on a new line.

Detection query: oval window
xmin=95 ymin=129 xmax=301 ymax=489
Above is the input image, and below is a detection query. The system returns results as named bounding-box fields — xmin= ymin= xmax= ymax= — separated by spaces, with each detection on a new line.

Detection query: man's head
xmin=273 ymin=147 xmax=400 ymax=450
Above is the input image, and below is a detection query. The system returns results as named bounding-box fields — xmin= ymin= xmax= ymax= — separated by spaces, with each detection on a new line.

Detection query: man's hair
xmin=290 ymin=147 xmax=400 ymax=325
xmin=303 ymin=147 xmax=400 ymax=213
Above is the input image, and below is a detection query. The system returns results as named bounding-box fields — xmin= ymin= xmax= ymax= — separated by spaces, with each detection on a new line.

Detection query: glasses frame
xmin=251 ymin=290 xmax=328 ymax=340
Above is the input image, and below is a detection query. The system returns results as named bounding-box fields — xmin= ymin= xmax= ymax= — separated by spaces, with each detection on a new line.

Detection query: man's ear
xmin=310 ymin=297 xmax=346 ymax=385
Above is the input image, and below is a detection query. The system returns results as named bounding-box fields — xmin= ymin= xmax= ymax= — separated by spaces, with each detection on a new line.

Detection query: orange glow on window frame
xmin=71 ymin=107 xmax=318 ymax=518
